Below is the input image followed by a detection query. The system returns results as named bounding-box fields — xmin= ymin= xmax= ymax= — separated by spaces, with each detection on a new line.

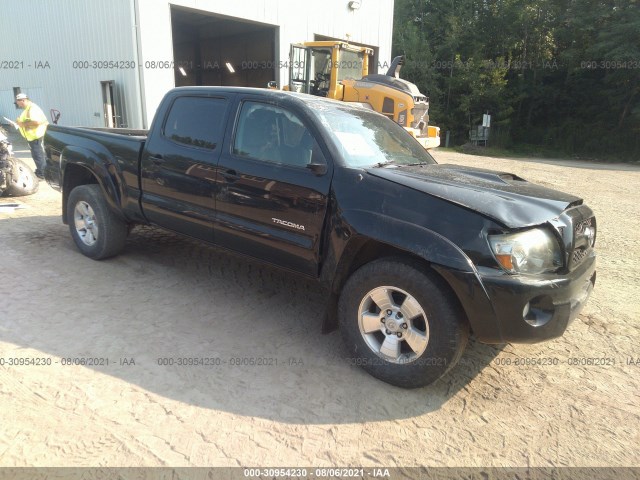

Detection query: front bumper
xmin=404 ymin=126 xmax=441 ymax=150
xmin=436 ymin=252 xmax=596 ymax=344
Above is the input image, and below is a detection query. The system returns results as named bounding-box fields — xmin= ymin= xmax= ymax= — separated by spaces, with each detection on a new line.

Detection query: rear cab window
xmin=163 ymin=96 xmax=228 ymax=150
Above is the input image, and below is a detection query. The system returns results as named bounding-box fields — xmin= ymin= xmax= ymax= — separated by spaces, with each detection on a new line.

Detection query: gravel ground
xmin=0 ymin=135 xmax=639 ymax=469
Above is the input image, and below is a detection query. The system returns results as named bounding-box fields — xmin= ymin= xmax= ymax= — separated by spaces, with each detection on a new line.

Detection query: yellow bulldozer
xmin=285 ymin=41 xmax=440 ymax=149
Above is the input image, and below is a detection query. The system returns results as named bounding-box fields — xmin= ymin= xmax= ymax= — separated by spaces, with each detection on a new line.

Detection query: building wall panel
xmin=0 ymin=0 xmax=141 ymax=128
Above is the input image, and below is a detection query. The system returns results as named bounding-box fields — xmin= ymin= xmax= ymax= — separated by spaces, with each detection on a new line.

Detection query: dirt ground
xmin=1 ymin=137 xmax=639 ymax=469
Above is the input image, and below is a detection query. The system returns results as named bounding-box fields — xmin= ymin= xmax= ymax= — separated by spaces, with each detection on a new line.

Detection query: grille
xmin=570 ymin=216 xmax=596 ymax=269
xmin=573 ymin=247 xmax=589 ymax=264
xmin=575 ymin=217 xmax=594 ymax=237
xmin=410 ymin=104 xmax=429 ymax=134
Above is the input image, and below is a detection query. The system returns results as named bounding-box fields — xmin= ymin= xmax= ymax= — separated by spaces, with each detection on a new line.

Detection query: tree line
xmin=392 ymin=0 xmax=640 ymax=159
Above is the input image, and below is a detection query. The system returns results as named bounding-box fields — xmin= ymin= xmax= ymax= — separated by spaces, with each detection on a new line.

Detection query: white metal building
xmin=0 ymin=0 xmax=394 ymax=129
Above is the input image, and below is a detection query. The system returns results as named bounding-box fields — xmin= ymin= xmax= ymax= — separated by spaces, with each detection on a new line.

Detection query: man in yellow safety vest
xmin=15 ymin=93 xmax=49 ymax=179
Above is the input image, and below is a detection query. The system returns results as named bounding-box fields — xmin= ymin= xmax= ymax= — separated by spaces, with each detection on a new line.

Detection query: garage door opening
xmin=171 ymin=6 xmax=278 ymax=88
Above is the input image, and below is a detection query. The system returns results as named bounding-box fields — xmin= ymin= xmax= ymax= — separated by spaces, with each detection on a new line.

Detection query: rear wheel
xmin=67 ymin=184 xmax=128 ymax=259
xmin=338 ymin=258 xmax=469 ymax=388
xmin=2 ymin=158 xmax=39 ymax=196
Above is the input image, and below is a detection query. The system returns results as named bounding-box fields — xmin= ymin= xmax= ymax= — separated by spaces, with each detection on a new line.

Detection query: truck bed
xmin=44 ymin=125 xmax=148 ymax=193
xmin=44 ymin=125 xmax=149 ymax=224
xmin=84 ymin=127 xmax=149 ymax=137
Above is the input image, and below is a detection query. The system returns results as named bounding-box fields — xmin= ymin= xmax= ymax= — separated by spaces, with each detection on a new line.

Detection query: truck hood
xmin=366 ymin=164 xmax=582 ymax=228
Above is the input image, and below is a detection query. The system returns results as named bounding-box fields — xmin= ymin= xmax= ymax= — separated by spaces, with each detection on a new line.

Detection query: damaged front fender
xmin=320 ymin=209 xmax=499 ymax=335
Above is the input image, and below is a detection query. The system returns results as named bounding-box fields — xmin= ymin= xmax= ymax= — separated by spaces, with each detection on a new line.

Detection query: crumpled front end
xmin=438 ymin=204 xmax=597 ymax=344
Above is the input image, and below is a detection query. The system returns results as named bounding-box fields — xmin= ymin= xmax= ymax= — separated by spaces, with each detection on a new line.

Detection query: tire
xmin=338 ymin=258 xmax=469 ymax=388
xmin=2 ymin=158 xmax=39 ymax=196
xmin=67 ymin=184 xmax=128 ymax=259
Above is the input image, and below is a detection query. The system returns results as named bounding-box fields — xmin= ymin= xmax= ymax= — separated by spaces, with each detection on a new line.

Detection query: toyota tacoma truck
xmin=43 ymin=87 xmax=596 ymax=388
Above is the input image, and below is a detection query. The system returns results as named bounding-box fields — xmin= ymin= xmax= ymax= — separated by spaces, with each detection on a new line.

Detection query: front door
xmin=214 ymin=99 xmax=332 ymax=275
xmin=288 ymin=45 xmax=333 ymax=97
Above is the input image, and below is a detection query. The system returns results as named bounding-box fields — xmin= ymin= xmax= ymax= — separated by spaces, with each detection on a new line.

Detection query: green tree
xmin=393 ymin=0 xmax=640 ymax=158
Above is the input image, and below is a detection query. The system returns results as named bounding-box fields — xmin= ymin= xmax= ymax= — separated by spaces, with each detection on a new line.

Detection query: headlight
xmin=488 ymin=228 xmax=562 ymax=274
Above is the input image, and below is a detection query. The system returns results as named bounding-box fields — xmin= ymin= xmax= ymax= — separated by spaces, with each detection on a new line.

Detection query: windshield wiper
xmin=401 ymin=162 xmax=431 ymax=166
xmin=372 ymin=160 xmax=395 ymax=168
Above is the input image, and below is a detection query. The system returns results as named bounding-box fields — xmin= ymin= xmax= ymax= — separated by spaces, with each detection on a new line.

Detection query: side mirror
xmin=306 ymin=162 xmax=327 ymax=175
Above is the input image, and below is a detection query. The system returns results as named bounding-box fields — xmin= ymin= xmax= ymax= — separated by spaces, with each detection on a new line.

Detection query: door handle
xmin=150 ymin=155 xmax=163 ymax=166
xmin=222 ymin=169 xmax=238 ymax=182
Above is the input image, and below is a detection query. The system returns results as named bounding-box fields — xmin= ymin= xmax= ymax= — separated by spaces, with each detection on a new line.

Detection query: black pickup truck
xmin=44 ymin=87 xmax=596 ymax=388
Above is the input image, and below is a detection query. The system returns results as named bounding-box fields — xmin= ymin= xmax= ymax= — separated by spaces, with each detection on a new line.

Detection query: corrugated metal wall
xmin=1 ymin=0 xmax=394 ymax=128
xmin=0 ymin=0 xmax=142 ymax=128
xmin=137 ymin=0 xmax=395 ymax=126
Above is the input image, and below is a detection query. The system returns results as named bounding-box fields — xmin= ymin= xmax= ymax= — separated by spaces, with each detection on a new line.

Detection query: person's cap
xmin=15 ymin=93 xmax=28 ymax=101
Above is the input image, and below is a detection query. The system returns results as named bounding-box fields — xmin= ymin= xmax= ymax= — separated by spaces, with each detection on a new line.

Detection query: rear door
xmin=140 ymin=94 xmax=232 ymax=242
xmin=289 ymin=45 xmax=312 ymax=94
xmin=214 ymin=98 xmax=332 ymax=276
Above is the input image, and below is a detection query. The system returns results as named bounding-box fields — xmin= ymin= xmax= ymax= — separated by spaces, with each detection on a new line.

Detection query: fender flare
xmin=60 ymin=145 xmax=123 ymax=224
xmin=329 ymin=209 xmax=478 ymax=280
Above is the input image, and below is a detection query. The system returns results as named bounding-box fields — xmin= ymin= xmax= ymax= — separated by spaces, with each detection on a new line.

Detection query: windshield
xmin=310 ymin=106 xmax=437 ymax=168
xmin=336 ymin=50 xmax=365 ymax=82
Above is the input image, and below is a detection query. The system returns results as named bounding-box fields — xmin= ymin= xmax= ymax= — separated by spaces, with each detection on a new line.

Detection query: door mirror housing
xmin=306 ymin=162 xmax=327 ymax=176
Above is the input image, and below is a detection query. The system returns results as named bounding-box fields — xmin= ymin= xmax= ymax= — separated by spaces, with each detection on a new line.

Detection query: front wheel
xmin=67 ymin=184 xmax=128 ymax=259
xmin=338 ymin=258 xmax=469 ymax=388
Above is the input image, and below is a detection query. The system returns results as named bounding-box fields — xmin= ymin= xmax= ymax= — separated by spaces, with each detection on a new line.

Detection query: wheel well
xmin=323 ymin=239 xmax=470 ymax=333
xmin=62 ymin=164 xmax=98 ymax=224
xmin=346 ymin=241 xmax=431 ymax=285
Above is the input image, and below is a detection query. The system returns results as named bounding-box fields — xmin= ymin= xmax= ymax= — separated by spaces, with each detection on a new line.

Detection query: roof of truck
xmin=167 ymin=86 xmax=374 ymax=112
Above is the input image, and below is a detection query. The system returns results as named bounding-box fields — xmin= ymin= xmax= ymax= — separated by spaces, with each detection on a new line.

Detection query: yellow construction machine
xmin=286 ymin=41 xmax=440 ymax=149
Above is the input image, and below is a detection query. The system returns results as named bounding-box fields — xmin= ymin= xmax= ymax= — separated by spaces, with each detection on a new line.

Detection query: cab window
xmin=233 ymin=101 xmax=326 ymax=169
xmin=163 ymin=96 xmax=228 ymax=150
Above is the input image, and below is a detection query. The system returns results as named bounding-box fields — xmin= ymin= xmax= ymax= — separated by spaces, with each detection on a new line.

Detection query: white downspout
xmin=131 ymin=0 xmax=148 ymax=129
